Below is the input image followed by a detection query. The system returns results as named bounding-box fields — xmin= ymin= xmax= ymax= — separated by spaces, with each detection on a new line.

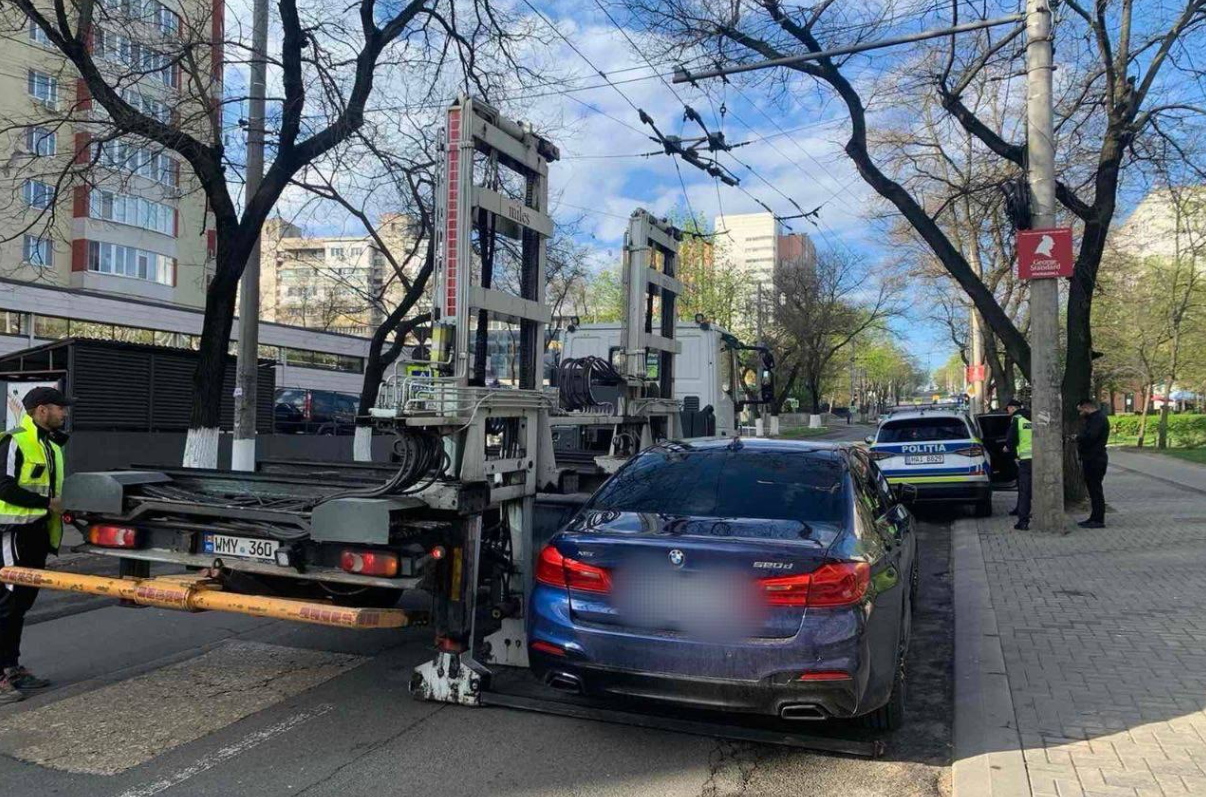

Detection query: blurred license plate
xmin=906 ymin=454 xmax=944 ymax=464
xmin=203 ymin=534 xmax=279 ymax=561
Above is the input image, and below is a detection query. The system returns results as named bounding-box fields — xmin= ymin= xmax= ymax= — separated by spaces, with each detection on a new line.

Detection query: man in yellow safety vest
xmin=1004 ymin=399 xmax=1033 ymax=531
xmin=0 ymin=386 xmax=72 ymax=703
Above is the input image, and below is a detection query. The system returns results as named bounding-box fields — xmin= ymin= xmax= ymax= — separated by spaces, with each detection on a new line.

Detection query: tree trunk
xmin=1137 ymin=383 xmax=1152 ymax=448
xmin=808 ymin=376 xmax=823 ymax=414
xmin=183 ymin=281 xmax=239 ymax=468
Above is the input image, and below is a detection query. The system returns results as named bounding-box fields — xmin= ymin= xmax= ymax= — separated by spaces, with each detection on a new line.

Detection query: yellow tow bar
xmin=0 ymin=567 xmax=411 ymax=630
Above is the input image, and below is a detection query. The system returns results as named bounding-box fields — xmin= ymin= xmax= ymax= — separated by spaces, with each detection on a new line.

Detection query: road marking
xmin=115 ymin=703 xmax=334 ymax=797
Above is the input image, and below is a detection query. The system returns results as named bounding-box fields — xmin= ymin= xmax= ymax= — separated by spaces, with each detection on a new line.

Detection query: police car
xmin=865 ymin=407 xmax=993 ymax=516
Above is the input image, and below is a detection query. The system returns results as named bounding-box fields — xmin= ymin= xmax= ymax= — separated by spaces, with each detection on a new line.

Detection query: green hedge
xmin=1109 ymin=414 xmax=1206 ymax=447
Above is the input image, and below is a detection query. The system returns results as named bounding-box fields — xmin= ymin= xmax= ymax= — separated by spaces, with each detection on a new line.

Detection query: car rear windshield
xmin=586 ymin=448 xmax=848 ymax=527
xmin=878 ymin=417 xmax=969 ymax=443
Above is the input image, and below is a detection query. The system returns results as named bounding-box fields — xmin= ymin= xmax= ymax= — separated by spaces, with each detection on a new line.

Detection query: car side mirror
xmin=864 ymin=436 xmax=874 ymax=445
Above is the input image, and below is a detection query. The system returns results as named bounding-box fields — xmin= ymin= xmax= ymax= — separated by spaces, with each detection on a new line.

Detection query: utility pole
xmin=232 ymin=0 xmax=269 ymax=472
xmin=755 ymin=282 xmax=765 ymax=436
xmin=1025 ymin=0 xmax=1065 ymax=530
xmin=969 ymin=306 xmax=983 ymax=415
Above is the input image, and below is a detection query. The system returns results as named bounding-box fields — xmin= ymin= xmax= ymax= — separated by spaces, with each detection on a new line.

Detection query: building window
xmin=28 ymin=21 xmax=50 ymax=45
xmin=121 ymin=88 xmax=171 ymax=123
xmin=23 ymin=179 xmax=54 ymax=209
xmin=349 ymin=247 xmax=363 ymax=259
xmin=25 ymin=126 xmax=56 ymax=157
xmin=87 ymin=240 xmax=175 ymax=285
xmin=89 ymin=188 xmax=176 ymax=235
xmin=33 ymin=315 xmax=68 ymax=339
xmin=27 ymin=70 xmax=58 ymax=108
xmin=329 ymin=247 xmax=345 ymax=258
xmin=22 ymin=235 xmax=52 ymax=266
xmin=94 ymin=140 xmax=177 ymax=187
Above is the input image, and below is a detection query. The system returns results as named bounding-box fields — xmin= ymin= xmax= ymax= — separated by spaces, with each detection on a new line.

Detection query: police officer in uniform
xmin=1004 ymin=399 xmax=1033 ymax=531
xmin=0 ymin=387 xmax=72 ymax=703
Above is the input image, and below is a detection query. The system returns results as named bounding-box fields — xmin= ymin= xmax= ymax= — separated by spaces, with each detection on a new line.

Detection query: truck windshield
xmin=586 ymin=448 xmax=848 ymax=526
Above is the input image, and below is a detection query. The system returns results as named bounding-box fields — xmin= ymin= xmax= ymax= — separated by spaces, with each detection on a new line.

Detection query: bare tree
xmin=773 ymin=249 xmax=904 ymax=414
xmin=620 ymin=0 xmax=1206 ymax=492
xmin=3 ymin=0 xmax=539 ymax=466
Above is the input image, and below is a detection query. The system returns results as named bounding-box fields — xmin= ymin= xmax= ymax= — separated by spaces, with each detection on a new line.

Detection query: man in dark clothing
xmin=1076 ymin=398 xmax=1110 ymax=529
xmin=1004 ymin=399 xmax=1033 ymax=530
xmin=0 ymin=386 xmax=72 ymax=704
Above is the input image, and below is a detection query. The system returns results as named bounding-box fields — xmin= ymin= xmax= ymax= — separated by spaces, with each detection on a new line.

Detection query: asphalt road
xmin=0 ymin=426 xmax=956 ymax=797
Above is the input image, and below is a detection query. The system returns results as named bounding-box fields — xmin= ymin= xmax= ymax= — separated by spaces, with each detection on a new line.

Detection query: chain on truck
xmin=0 ymin=97 xmax=876 ymax=755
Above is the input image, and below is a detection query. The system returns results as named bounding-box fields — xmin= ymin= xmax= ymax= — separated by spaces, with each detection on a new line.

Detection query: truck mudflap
xmin=0 ymin=567 xmax=412 ymax=630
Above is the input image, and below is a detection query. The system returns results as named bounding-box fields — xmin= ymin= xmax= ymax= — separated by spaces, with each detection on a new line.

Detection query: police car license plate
xmin=203 ymin=534 xmax=279 ymax=561
xmin=906 ymin=454 xmax=944 ymax=465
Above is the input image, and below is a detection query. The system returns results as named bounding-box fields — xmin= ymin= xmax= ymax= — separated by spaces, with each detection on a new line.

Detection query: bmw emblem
xmin=668 ymin=549 xmax=685 ymax=568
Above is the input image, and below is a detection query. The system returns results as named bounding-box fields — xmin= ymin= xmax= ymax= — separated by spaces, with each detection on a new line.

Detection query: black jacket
xmin=1004 ymin=408 xmax=1030 ymax=459
xmin=1077 ymin=409 xmax=1110 ymax=462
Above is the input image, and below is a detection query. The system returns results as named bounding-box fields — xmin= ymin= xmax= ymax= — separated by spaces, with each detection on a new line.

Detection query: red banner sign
xmin=966 ymin=364 xmax=986 ymax=383
xmin=1017 ymin=227 xmax=1074 ymax=279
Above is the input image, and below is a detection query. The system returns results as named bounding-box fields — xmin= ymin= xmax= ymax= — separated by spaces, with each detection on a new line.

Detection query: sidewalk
xmin=955 ymin=450 xmax=1206 ymax=797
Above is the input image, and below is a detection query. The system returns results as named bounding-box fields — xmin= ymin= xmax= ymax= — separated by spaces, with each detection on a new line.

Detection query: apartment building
xmin=260 ymin=215 xmax=421 ymax=337
xmin=712 ymin=211 xmax=817 ymax=287
xmin=1 ymin=0 xmax=218 ymax=308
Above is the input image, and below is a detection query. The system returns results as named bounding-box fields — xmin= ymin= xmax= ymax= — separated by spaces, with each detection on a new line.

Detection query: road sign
xmin=1017 ymin=227 xmax=1074 ymax=279
xmin=965 ymin=364 xmax=986 ymax=383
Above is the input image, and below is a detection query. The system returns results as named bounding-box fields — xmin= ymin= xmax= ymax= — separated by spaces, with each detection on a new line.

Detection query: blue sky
xmin=518 ymin=2 xmax=951 ymax=369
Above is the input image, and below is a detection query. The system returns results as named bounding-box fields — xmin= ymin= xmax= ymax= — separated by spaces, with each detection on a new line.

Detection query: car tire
xmin=861 ymin=643 xmax=907 ymax=732
xmin=974 ymin=496 xmax=993 ymax=517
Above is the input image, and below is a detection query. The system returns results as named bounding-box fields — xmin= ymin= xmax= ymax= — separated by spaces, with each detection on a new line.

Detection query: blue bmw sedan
xmin=528 ymin=438 xmax=917 ymax=729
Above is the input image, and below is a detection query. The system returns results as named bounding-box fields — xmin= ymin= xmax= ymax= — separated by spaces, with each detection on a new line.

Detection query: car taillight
xmin=867 ymin=450 xmax=893 ymax=461
xmin=530 ymin=640 xmax=566 ymax=657
xmin=952 ymin=444 xmax=984 ymax=457
xmin=760 ymin=562 xmax=870 ymax=607
xmin=761 ymin=572 xmax=813 ymax=606
xmin=806 ymin=562 xmax=871 ymax=606
xmin=340 ymin=550 xmax=399 ymax=577
xmin=88 ymin=524 xmax=139 ymax=548
xmin=534 ymin=544 xmax=612 ymax=593
xmin=797 ymin=670 xmax=852 ymax=681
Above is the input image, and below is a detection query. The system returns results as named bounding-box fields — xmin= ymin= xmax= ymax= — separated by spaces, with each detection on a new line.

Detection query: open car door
xmin=976 ymin=412 xmax=1017 ymax=484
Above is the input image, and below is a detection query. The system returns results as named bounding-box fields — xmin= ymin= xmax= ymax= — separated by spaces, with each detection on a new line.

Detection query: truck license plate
xmin=203 ymin=534 xmax=279 ymax=561
xmin=905 ymin=454 xmax=944 ymax=465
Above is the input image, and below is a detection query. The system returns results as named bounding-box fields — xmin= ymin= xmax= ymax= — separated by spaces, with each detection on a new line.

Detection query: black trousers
xmin=1015 ymin=459 xmax=1033 ymax=522
xmin=1083 ymin=456 xmax=1109 ymax=523
xmin=0 ymin=519 xmax=49 ymax=670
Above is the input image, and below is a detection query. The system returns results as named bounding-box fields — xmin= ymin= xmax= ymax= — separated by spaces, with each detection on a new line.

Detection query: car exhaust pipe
xmin=546 ymin=672 xmax=583 ymax=694
xmin=779 ymin=704 xmax=827 ymax=721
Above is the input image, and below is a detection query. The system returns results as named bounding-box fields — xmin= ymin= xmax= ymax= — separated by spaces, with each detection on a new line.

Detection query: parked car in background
xmin=865 ymin=407 xmax=993 ymax=516
xmin=274 ymin=389 xmax=360 ymax=435
xmin=529 ymin=438 xmax=917 ymax=730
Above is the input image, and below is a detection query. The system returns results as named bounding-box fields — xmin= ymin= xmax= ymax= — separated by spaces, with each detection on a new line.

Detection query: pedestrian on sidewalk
xmin=0 ymin=387 xmax=73 ymax=704
xmin=1076 ymin=398 xmax=1110 ymax=529
xmin=1004 ymin=399 xmax=1033 ymax=530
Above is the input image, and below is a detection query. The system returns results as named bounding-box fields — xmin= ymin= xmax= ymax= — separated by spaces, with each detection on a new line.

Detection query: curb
xmin=952 ymin=517 xmax=1031 ymax=797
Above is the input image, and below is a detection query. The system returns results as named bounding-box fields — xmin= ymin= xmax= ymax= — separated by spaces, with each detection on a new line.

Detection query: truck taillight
xmin=340 ymin=550 xmax=399 ymax=578
xmin=88 ymin=524 xmax=139 ymax=548
xmin=760 ymin=562 xmax=870 ymax=607
xmin=535 ymin=544 xmax=612 ymax=593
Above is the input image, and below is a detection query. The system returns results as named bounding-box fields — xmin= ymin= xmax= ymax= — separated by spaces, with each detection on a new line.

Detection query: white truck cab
xmin=561 ymin=322 xmax=744 ymax=437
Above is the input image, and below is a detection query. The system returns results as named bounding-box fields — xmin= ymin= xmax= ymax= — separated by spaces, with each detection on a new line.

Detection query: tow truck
xmin=0 ymin=96 xmax=879 ymax=757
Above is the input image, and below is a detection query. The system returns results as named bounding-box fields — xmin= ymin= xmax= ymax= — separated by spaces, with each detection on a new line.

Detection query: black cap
xmin=1006 ymin=399 xmax=1024 ymax=409
xmin=23 ymin=386 xmax=75 ymax=411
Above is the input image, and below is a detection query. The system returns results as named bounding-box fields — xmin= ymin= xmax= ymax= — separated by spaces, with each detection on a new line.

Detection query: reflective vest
xmin=1013 ymin=414 xmax=1033 ymax=461
xmin=0 ymin=414 xmax=64 ymax=549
